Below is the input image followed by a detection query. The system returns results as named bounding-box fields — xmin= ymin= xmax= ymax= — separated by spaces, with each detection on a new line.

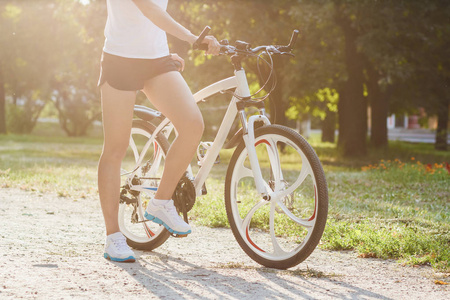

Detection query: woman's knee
xmin=100 ymin=143 xmax=128 ymax=164
xmin=178 ymin=115 xmax=204 ymax=140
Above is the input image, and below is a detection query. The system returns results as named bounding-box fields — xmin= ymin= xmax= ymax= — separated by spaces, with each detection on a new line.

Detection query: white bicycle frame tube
xmin=192 ymin=75 xmax=240 ymax=195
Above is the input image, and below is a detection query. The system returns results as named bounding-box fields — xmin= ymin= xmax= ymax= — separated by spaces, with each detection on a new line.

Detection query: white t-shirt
xmin=103 ymin=0 xmax=170 ymax=59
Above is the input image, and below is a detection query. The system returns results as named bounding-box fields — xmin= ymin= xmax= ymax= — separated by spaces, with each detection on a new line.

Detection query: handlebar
xmin=193 ymin=26 xmax=300 ymax=57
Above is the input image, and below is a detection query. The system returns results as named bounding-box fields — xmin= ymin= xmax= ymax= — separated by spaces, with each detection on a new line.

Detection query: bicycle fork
xmin=238 ymin=108 xmax=272 ymax=200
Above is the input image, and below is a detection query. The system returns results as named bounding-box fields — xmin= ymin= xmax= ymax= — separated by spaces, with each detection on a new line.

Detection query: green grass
xmin=0 ymin=128 xmax=103 ymax=197
xmin=322 ymin=158 xmax=449 ymax=271
xmin=0 ymin=124 xmax=449 ymax=272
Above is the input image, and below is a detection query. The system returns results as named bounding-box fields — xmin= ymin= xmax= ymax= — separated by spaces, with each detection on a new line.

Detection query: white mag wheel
xmin=119 ymin=120 xmax=171 ymax=250
xmin=225 ymin=125 xmax=328 ymax=269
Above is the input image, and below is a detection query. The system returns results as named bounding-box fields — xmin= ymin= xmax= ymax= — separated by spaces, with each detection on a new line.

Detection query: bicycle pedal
xmin=171 ymin=233 xmax=188 ymax=238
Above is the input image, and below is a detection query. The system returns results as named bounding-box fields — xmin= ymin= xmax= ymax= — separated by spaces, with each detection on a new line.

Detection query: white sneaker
xmin=104 ymin=232 xmax=136 ymax=262
xmin=144 ymin=199 xmax=192 ymax=235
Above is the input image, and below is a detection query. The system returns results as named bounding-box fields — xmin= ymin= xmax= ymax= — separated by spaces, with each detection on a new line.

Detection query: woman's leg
xmin=98 ymin=82 xmax=136 ymax=235
xmin=142 ymin=71 xmax=204 ymax=200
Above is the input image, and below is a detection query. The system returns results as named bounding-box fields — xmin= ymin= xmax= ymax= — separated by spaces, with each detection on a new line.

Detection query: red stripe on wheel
xmin=246 ymin=227 xmax=265 ymax=252
xmin=255 ymin=139 xmax=270 ymax=147
xmin=145 ymin=223 xmax=155 ymax=238
xmin=153 ymin=142 xmax=158 ymax=159
xmin=308 ymin=185 xmax=317 ymax=221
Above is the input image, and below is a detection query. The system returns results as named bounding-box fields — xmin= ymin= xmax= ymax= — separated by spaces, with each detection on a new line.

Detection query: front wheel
xmin=225 ymin=125 xmax=328 ymax=269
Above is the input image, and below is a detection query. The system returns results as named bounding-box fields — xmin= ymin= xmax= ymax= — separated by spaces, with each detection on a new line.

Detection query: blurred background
xmin=0 ymin=0 xmax=448 ymax=155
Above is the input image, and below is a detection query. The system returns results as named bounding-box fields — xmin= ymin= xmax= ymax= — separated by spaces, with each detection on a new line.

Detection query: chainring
xmin=172 ymin=174 xmax=196 ymax=215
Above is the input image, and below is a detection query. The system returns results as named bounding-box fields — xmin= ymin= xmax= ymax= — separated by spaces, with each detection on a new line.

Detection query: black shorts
xmin=98 ymin=52 xmax=179 ymax=91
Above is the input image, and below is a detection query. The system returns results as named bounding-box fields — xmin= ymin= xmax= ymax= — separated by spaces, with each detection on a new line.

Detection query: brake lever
xmin=266 ymin=45 xmax=281 ymax=55
xmin=219 ymin=45 xmax=236 ymax=55
xmin=266 ymin=46 xmax=294 ymax=57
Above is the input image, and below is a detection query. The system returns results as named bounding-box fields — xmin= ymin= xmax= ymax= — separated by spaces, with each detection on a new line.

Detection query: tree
xmin=0 ymin=0 xmax=104 ymax=136
xmin=405 ymin=0 xmax=450 ymax=151
xmin=289 ymin=2 xmax=344 ymax=143
xmin=0 ymin=1 xmax=57 ymax=134
xmin=333 ymin=2 xmax=367 ymax=156
xmin=365 ymin=0 xmax=450 ymax=151
xmin=49 ymin=0 xmax=104 ymax=136
xmin=350 ymin=0 xmax=450 ymax=150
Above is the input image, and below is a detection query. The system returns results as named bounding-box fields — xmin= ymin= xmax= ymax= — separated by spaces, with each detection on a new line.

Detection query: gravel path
xmin=0 ymin=188 xmax=448 ymax=299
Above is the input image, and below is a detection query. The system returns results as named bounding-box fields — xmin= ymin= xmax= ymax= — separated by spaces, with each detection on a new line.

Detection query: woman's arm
xmin=132 ymin=0 xmax=196 ymax=44
xmin=132 ymin=0 xmax=220 ymax=54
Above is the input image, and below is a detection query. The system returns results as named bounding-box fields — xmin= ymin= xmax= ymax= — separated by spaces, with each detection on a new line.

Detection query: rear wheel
xmin=119 ymin=120 xmax=171 ymax=250
xmin=225 ymin=125 xmax=328 ymax=269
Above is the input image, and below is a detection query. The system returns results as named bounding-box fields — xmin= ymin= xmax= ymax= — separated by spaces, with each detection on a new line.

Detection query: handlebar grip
xmin=193 ymin=26 xmax=211 ymax=50
xmin=288 ymin=30 xmax=299 ymax=50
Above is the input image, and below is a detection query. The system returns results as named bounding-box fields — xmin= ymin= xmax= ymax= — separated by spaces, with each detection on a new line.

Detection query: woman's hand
xmin=170 ymin=53 xmax=185 ymax=72
xmin=202 ymin=35 xmax=221 ymax=56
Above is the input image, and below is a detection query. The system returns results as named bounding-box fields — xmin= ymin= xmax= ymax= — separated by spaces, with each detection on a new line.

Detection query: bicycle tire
xmin=225 ymin=125 xmax=328 ymax=269
xmin=118 ymin=120 xmax=171 ymax=250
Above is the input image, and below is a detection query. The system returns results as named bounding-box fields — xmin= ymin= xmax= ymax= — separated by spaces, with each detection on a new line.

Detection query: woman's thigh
xmin=142 ymin=71 xmax=203 ymax=134
xmin=100 ymin=82 xmax=136 ymax=155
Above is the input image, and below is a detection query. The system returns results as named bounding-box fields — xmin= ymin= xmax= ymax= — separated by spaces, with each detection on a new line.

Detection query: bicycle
xmin=118 ymin=27 xmax=328 ymax=269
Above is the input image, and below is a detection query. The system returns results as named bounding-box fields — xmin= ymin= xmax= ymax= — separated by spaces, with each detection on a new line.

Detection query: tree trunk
xmin=435 ymin=98 xmax=449 ymax=151
xmin=0 ymin=62 xmax=6 ymax=134
xmin=366 ymin=60 xmax=389 ymax=148
xmin=269 ymin=80 xmax=287 ymax=126
xmin=267 ymin=58 xmax=287 ymax=126
xmin=322 ymin=110 xmax=336 ymax=143
xmin=337 ymin=84 xmax=346 ymax=147
xmin=336 ymin=15 xmax=367 ymax=156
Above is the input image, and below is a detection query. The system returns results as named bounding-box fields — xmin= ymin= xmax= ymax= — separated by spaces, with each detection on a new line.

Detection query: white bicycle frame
xmin=128 ymin=69 xmax=273 ymax=200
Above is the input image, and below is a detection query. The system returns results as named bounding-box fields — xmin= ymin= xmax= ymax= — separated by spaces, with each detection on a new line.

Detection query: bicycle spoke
xmin=271 ymin=158 xmax=312 ymax=201
xmin=270 ymin=202 xmax=287 ymax=256
xmin=236 ymin=163 xmax=254 ymax=181
xmin=264 ymin=137 xmax=283 ymax=188
xmin=241 ymin=199 xmax=267 ymax=230
xmin=276 ymin=201 xmax=314 ymax=228
xmin=148 ymin=142 xmax=163 ymax=176
xmin=129 ymin=135 xmax=139 ymax=164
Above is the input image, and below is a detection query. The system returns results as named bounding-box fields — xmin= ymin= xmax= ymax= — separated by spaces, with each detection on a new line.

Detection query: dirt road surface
xmin=0 ymin=188 xmax=448 ymax=299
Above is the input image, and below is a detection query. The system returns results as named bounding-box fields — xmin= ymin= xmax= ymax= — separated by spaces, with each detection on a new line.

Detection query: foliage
xmin=50 ymin=0 xmax=104 ymax=136
xmin=6 ymin=91 xmax=45 ymax=134
xmin=286 ymin=88 xmax=339 ymax=121
xmin=0 ymin=1 xmax=57 ymax=133
xmin=0 ymin=0 xmax=104 ymax=136
xmin=170 ymin=0 xmax=304 ymax=125
xmin=338 ymin=0 xmax=450 ymax=150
